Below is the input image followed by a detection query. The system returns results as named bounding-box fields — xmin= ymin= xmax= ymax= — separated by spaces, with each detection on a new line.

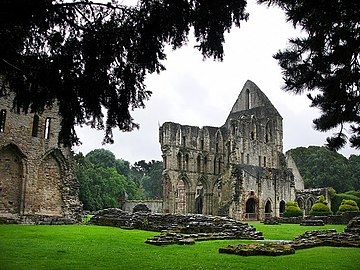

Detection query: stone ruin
xmin=90 ymin=208 xmax=264 ymax=245
xmin=0 ymin=92 xmax=82 ymax=224
xmin=219 ymin=216 xmax=360 ymax=256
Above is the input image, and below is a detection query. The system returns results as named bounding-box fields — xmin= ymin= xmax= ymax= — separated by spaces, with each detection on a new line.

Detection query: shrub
xmin=331 ymin=192 xmax=360 ymax=213
xmin=310 ymin=195 xmax=333 ymax=216
xmin=337 ymin=199 xmax=359 ymax=214
xmin=283 ymin=201 xmax=303 ymax=217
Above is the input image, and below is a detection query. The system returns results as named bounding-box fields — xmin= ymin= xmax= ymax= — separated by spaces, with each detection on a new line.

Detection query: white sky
xmin=73 ymin=1 xmax=359 ymax=164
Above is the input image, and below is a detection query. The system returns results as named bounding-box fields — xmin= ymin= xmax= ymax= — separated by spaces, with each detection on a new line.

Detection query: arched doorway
xmin=279 ymin=200 xmax=286 ymax=216
xmin=175 ymin=179 xmax=186 ymax=214
xmin=306 ymin=197 xmax=315 ymax=216
xmin=0 ymin=144 xmax=24 ymax=215
xmin=36 ymin=153 xmax=64 ymax=216
xmin=265 ymin=200 xmax=272 ymax=218
xmin=297 ymin=197 xmax=305 ymax=211
xmin=245 ymin=198 xmax=256 ymax=220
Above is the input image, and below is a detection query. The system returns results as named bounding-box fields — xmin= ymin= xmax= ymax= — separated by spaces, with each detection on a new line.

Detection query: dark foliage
xmin=331 ymin=191 xmax=360 ymax=214
xmin=259 ymin=0 xmax=360 ymax=150
xmin=288 ymin=146 xmax=360 ymax=193
xmin=0 ymin=0 xmax=248 ymax=146
xmin=74 ymin=149 xmax=163 ymax=210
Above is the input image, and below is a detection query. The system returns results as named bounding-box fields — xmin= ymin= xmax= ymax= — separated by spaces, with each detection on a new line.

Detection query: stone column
xmin=186 ymin=192 xmax=195 ymax=213
xmin=203 ymin=192 xmax=213 ymax=215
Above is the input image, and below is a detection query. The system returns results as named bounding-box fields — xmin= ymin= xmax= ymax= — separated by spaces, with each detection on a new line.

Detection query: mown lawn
xmin=0 ymin=223 xmax=359 ymax=270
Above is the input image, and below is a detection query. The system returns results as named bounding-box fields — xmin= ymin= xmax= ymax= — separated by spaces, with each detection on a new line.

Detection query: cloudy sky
xmin=74 ymin=1 xmax=358 ymax=164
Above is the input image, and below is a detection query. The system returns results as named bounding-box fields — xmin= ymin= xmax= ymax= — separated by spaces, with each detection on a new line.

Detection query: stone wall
xmin=0 ymin=93 xmax=82 ymax=223
xmin=124 ymin=201 xmax=163 ymax=213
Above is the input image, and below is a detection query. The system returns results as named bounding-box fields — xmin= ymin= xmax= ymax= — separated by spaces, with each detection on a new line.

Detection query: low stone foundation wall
xmin=91 ymin=208 xmax=264 ymax=242
xmin=279 ymin=212 xmax=360 ymax=225
xmin=124 ymin=201 xmax=163 ymax=213
xmin=0 ymin=214 xmax=80 ymax=225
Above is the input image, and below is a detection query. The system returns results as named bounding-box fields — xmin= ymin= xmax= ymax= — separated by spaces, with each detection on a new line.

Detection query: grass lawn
xmin=0 ymin=223 xmax=359 ymax=270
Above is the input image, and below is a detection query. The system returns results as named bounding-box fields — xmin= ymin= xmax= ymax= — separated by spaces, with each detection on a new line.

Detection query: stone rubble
xmin=290 ymin=229 xmax=360 ymax=249
xmin=218 ymin=216 xmax=360 ymax=256
xmin=300 ymin=219 xmax=325 ymax=226
xmin=90 ymin=208 xmax=264 ymax=245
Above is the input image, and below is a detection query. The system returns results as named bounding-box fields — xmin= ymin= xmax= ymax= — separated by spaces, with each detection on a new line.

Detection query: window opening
xmin=0 ymin=109 xmax=6 ymax=133
xmin=245 ymin=89 xmax=251 ymax=110
xmin=32 ymin=115 xmax=39 ymax=137
xmin=44 ymin=117 xmax=51 ymax=139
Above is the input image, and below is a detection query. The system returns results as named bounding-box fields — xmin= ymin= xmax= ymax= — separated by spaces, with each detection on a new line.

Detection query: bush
xmin=331 ymin=192 xmax=360 ymax=213
xmin=310 ymin=195 xmax=333 ymax=216
xmin=337 ymin=199 xmax=359 ymax=214
xmin=283 ymin=202 xmax=303 ymax=217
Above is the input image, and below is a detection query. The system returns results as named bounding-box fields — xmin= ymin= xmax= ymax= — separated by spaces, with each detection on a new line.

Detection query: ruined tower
xmin=0 ymin=93 xmax=82 ymax=223
xmin=159 ymin=80 xmax=304 ymax=220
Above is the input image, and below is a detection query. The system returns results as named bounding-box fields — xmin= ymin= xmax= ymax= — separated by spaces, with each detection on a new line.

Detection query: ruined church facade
xmin=159 ymin=80 xmax=304 ymax=220
xmin=0 ymin=93 xmax=81 ymax=223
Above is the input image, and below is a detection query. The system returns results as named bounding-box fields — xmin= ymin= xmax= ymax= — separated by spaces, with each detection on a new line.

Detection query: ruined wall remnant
xmin=0 ymin=93 xmax=82 ymax=224
xmin=159 ymin=80 xmax=306 ymax=221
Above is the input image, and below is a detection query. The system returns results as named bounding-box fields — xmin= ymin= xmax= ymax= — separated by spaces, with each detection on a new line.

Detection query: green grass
xmin=0 ymin=223 xmax=359 ymax=270
xmin=247 ymin=222 xmax=347 ymax=240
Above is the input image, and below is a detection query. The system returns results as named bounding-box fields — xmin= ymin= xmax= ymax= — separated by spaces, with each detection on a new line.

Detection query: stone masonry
xmin=0 ymin=92 xmax=82 ymax=223
xmin=159 ymin=80 xmax=305 ymax=221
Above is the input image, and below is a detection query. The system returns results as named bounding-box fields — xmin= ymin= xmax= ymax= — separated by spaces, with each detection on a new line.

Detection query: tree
xmin=288 ymin=146 xmax=358 ymax=192
xmin=0 ymin=0 xmax=248 ymax=146
xmin=259 ymin=0 xmax=360 ymax=151
xmin=131 ymin=160 xmax=163 ymax=199
xmin=86 ymin=148 xmax=116 ymax=168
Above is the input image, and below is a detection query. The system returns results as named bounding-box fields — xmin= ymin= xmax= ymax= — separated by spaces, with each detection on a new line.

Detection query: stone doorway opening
xmin=265 ymin=200 xmax=272 ymax=218
xmin=245 ymin=198 xmax=257 ymax=220
xmin=279 ymin=200 xmax=286 ymax=217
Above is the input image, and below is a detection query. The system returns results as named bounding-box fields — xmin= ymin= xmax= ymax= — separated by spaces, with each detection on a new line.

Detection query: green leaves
xmin=75 ymin=149 xmax=163 ymax=210
xmin=288 ymin=146 xmax=359 ymax=192
xmin=1 ymin=0 xmax=248 ymax=146
xmin=260 ymin=0 xmax=360 ymax=150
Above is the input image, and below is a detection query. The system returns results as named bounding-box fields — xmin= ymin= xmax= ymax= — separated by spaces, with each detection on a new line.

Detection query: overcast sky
xmin=73 ymin=0 xmax=359 ymax=164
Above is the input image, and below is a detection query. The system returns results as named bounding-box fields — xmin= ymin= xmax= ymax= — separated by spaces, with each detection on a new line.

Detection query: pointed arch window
xmin=0 ymin=109 xmax=6 ymax=133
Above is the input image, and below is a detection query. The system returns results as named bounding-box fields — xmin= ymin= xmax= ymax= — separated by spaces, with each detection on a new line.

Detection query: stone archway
xmin=0 ymin=144 xmax=25 ymax=215
xmin=35 ymin=152 xmax=64 ymax=216
xmin=297 ymin=197 xmax=305 ymax=212
xmin=279 ymin=200 xmax=286 ymax=216
xmin=245 ymin=198 xmax=256 ymax=220
xmin=265 ymin=200 xmax=272 ymax=218
xmin=306 ymin=197 xmax=315 ymax=216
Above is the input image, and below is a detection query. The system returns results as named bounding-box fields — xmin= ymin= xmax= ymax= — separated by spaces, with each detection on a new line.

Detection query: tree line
xmin=75 ymin=149 xmax=163 ymax=211
xmin=288 ymin=146 xmax=360 ymax=193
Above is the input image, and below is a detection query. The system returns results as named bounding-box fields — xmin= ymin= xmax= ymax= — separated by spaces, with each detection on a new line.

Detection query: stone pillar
xmin=204 ymin=193 xmax=213 ymax=215
xmin=186 ymin=192 xmax=195 ymax=213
